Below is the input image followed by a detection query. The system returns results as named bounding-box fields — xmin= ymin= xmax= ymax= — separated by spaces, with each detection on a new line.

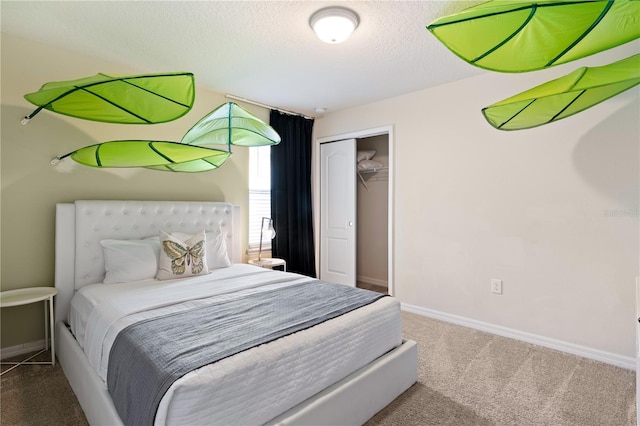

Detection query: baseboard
xmin=0 ymin=339 xmax=46 ymax=360
xmin=401 ymin=303 xmax=636 ymax=371
xmin=357 ymin=275 xmax=388 ymax=287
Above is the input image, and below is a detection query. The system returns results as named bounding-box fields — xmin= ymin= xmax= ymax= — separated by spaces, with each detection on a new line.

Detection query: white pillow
xmin=157 ymin=230 xmax=209 ymax=280
xmin=357 ymin=150 xmax=376 ymax=162
xmin=101 ymin=239 xmax=161 ymax=284
xmin=171 ymin=230 xmax=231 ymax=270
xmin=358 ymin=159 xmax=384 ymax=172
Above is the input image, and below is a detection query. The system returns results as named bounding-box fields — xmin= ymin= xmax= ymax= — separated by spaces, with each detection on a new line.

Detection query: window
xmin=248 ymin=146 xmax=271 ymax=251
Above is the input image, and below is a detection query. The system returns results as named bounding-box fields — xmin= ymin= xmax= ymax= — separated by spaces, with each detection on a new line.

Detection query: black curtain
xmin=269 ymin=110 xmax=316 ymax=277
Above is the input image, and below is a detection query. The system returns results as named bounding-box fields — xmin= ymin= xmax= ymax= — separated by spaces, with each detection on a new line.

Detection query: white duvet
xmin=69 ymin=264 xmax=402 ymax=425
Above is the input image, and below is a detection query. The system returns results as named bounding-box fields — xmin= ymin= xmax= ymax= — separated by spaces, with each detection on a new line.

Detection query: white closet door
xmin=320 ymin=139 xmax=356 ymax=286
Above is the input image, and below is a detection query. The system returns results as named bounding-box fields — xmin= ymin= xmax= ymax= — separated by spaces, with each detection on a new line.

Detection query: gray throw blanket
xmin=107 ymin=280 xmax=386 ymax=426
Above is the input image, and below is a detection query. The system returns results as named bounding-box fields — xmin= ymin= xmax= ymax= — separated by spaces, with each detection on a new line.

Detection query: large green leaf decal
xmin=24 ymin=72 xmax=195 ymax=124
xmin=182 ymin=102 xmax=281 ymax=148
xmin=61 ymin=140 xmax=229 ymax=169
xmin=482 ymin=54 xmax=640 ymax=130
xmin=427 ymin=0 xmax=640 ymax=73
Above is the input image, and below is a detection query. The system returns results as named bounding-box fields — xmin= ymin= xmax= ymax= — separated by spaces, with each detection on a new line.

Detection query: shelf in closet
xmin=358 ymin=167 xmax=388 ymax=189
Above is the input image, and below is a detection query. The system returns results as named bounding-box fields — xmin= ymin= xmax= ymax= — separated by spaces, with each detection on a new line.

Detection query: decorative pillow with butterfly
xmin=171 ymin=230 xmax=231 ymax=270
xmin=156 ymin=230 xmax=209 ymax=280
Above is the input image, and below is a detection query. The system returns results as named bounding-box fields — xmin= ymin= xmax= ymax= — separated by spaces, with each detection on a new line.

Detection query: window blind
xmin=248 ymin=146 xmax=271 ymax=250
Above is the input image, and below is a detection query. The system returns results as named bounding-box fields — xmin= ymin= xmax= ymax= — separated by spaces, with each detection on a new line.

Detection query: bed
xmin=54 ymin=200 xmax=417 ymax=425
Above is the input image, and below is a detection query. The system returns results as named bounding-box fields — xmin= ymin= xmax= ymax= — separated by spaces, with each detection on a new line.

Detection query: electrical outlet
xmin=491 ymin=279 xmax=503 ymax=294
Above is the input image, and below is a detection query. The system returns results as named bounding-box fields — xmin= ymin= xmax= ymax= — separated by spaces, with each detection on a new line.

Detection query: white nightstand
xmin=0 ymin=287 xmax=57 ymax=375
xmin=249 ymin=258 xmax=287 ymax=271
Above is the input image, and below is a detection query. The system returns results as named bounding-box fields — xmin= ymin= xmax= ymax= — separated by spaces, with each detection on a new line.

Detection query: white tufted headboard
xmin=54 ymin=200 xmax=242 ymax=322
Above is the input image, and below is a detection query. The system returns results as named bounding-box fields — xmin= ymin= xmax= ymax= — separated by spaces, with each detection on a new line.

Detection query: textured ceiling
xmin=1 ymin=1 xmax=486 ymax=117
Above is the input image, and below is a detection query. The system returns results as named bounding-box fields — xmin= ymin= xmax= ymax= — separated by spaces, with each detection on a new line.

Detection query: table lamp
xmin=258 ymin=217 xmax=276 ymax=262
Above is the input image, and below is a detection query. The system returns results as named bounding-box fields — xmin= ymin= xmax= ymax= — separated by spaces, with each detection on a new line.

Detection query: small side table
xmin=0 ymin=287 xmax=57 ymax=375
xmin=249 ymin=258 xmax=287 ymax=272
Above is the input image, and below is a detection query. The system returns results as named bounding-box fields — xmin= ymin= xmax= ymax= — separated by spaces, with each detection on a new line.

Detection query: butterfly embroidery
xmin=162 ymin=239 xmax=205 ymax=275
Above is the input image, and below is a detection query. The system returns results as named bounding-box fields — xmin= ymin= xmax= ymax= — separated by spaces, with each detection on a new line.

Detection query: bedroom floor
xmin=1 ymin=350 xmax=88 ymax=425
xmin=366 ymin=312 xmax=636 ymax=426
xmin=1 ymin=312 xmax=635 ymax=426
xmin=357 ymin=281 xmax=387 ymax=294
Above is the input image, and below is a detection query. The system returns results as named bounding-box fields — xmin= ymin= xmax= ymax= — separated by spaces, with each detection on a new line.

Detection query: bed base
xmin=56 ymin=321 xmax=417 ymax=425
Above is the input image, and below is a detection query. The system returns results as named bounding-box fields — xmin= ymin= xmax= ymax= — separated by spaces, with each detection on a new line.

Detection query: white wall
xmin=314 ymin=43 xmax=639 ymax=360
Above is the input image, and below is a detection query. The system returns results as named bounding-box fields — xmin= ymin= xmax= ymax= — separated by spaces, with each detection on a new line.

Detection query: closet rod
xmin=225 ymin=94 xmax=314 ymax=120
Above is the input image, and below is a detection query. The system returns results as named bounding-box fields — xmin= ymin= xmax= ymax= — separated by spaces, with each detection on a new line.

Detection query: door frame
xmin=314 ymin=125 xmax=395 ymax=296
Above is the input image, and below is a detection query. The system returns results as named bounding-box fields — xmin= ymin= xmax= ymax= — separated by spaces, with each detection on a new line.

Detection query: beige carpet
xmin=367 ymin=312 xmax=636 ymax=426
xmin=1 ymin=312 xmax=636 ymax=425
xmin=1 ymin=351 xmax=88 ymax=426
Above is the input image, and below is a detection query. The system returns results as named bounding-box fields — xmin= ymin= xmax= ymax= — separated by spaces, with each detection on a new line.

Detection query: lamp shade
xmin=262 ymin=218 xmax=276 ymax=239
xmin=258 ymin=217 xmax=276 ymax=261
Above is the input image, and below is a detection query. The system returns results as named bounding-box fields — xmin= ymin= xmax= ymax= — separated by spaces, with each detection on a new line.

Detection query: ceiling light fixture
xmin=309 ymin=7 xmax=359 ymax=44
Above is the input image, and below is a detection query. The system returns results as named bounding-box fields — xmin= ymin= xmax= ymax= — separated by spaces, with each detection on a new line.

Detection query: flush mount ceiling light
xmin=310 ymin=7 xmax=359 ymax=44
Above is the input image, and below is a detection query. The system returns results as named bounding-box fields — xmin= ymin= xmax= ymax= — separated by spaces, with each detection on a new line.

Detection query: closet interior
xmin=356 ymin=134 xmax=389 ymax=294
